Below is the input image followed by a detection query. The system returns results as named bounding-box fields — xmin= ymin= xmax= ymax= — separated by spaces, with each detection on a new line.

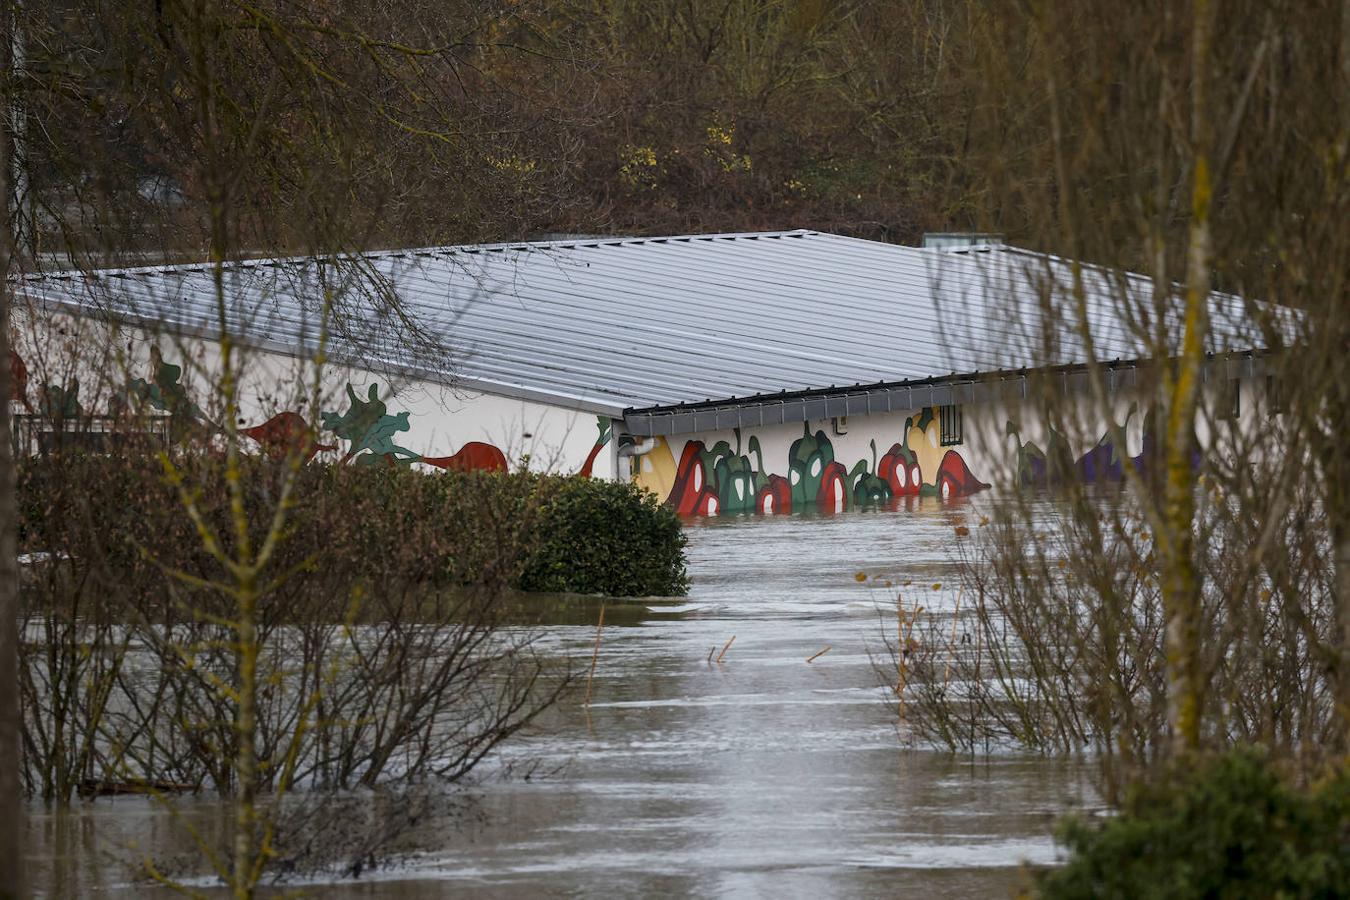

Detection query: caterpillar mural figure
xmin=659 ymin=409 xmax=989 ymax=517
xmin=241 ymin=412 xmax=336 ymax=461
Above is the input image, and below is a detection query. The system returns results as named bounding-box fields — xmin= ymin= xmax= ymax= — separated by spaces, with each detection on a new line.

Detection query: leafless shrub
xmin=17 ymin=453 xmax=573 ymax=881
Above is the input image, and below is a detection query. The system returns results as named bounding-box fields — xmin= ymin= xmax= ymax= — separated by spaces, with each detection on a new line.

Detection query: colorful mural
xmin=1010 ymin=405 xmax=1154 ymax=488
xmin=40 ymin=379 xmax=82 ymax=419
xmin=12 ymin=337 xmax=1200 ymax=507
xmin=128 ymin=347 xmax=215 ymax=441
xmin=650 ymin=408 xmax=990 ymax=517
xmin=320 ymin=381 xmax=507 ymax=472
xmin=110 ymin=357 xmax=513 ymax=473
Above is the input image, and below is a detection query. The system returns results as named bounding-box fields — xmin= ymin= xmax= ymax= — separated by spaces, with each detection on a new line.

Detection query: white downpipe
xmin=614 ymin=436 xmax=657 ymax=482
xmin=608 ymin=429 xmax=621 ymax=481
xmin=618 ymin=436 xmax=658 ymax=458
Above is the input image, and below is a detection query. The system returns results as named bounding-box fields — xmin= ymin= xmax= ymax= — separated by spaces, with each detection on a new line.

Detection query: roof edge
xmin=20 ymin=293 xmax=630 ymax=417
xmin=12 ymin=229 xmax=822 ymax=284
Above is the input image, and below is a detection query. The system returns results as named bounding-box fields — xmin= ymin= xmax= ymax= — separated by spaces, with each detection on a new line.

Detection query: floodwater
xmin=26 ymin=497 xmax=1098 ymax=897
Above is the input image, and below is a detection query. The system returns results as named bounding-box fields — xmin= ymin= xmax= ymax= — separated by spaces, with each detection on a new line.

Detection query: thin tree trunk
xmin=1161 ymin=0 xmax=1216 ymax=756
xmin=233 ymin=582 xmax=258 ymax=898
xmin=1331 ymin=0 xmax=1350 ymax=754
xmin=1335 ymin=521 xmax=1350 ymax=744
xmin=0 ymin=37 xmax=22 ymax=899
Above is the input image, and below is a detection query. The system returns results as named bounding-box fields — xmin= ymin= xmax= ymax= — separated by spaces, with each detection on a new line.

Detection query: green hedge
xmin=519 ymin=476 xmax=689 ymax=597
xmin=1038 ymin=749 xmax=1350 ymax=899
xmin=18 ymin=456 xmax=688 ymax=603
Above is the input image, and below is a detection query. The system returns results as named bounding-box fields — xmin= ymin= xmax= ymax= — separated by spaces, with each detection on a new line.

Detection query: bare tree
xmin=883 ymin=0 xmax=1349 ymax=796
xmin=4 ymin=1 xmax=589 ymax=894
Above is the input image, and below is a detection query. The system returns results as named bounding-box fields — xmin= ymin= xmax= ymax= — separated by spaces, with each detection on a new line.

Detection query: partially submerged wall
xmin=12 ymin=303 xmax=1274 ymax=508
xmin=632 ymin=379 xmax=1269 ymax=516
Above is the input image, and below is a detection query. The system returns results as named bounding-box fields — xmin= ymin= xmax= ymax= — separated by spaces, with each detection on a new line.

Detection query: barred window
xmin=1266 ymin=374 xmax=1284 ymax=414
xmin=1220 ymin=378 xmax=1241 ymax=420
xmin=939 ymin=404 xmax=963 ymax=446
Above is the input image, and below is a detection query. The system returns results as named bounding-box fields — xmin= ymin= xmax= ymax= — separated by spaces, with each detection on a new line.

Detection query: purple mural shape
xmin=1010 ymin=405 xmax=1202 ymax=489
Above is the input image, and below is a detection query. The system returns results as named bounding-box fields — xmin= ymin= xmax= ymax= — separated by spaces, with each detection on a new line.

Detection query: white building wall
xmin=12 ymin=303 xmax=1273 ymax=505
xmin=10 ymin=306 xmax=614 ymax=476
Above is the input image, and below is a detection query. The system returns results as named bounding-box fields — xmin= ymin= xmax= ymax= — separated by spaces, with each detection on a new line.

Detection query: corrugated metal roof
xmin=17 ymin=230 xmax=1288 ymax=417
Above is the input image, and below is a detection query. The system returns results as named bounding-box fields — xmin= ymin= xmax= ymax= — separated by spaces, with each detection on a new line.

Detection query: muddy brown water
xmin=26 ymin=496 xmax=1099 ymax=897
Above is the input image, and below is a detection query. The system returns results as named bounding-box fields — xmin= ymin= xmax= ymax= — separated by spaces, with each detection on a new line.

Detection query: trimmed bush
xmin=520 ymin=476 xmax=689 ymax=597
xmin=17 ymin=455 xmax=687 ymax=602
xmin=1037 ymin=749 xmax=1350 ymax=899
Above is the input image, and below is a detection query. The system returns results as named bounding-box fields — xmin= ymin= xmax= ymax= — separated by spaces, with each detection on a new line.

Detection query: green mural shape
xmin=914 ymin=407 xmax=935 ymax=434
xmin=322 ymin=383 xmax=419 ymax=464
xmin=745 ymin=434 xmax=771 ymax=492
xmin=788 ymin=422 xmax=835 ymax=509
xmin=1006 ymin=419 xmax=1074 ymax=486
xmin=580 ymin=415 xmax=613 ymax=477
xmin=848 ymin=440 xmax=894 ymax=507
xmin=128 ymin=349 xmax=211 ymax=442
xmin=40 ymin=380 xmax=82 ymax=419
xmin=712 ymin=429 xmax=762 ymax=514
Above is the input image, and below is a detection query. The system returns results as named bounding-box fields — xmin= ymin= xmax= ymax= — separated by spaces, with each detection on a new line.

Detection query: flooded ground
xmin=26 ymin=497 xmax=1099 ymax=897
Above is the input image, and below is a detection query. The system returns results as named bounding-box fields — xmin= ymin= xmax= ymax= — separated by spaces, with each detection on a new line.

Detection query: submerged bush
xmin=520 ymin=476 xmax=689 ymax=597
xmin=1036 ymin=749 xmax=1350 ymax=899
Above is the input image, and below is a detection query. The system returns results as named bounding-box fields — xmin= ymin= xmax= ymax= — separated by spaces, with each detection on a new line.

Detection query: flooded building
xmin=13 ymin=230 xmax=1286 ymax=513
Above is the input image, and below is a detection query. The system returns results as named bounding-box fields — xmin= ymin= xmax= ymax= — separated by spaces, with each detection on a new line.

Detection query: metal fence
xmin=12 ymin=414 xmax=172 ymax=458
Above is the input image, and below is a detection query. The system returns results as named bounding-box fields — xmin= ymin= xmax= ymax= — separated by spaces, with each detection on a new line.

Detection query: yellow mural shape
xmin=635 ymin=435 xmax=677 ymax=499
xmin=906 ymin=415 xmax=945 ymax=489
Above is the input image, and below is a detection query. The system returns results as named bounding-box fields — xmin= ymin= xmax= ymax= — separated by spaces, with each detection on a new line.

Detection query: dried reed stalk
xmin=716 ymin=635 xmax=736 ymax=663
xmin=584 ymin=604 xmax=605 ymax=707
xmin=806 ymin=646 xmax=831 ymax=663
xmin=895 ymin=593 xmax=923 ymax=725
xmin=942 ymin=588 xmax=964 ymax=689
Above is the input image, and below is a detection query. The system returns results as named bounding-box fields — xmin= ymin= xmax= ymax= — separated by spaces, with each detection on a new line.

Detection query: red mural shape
xmin=241 ymin=411 xmax=336 ymax=461
xmin=578 ymin=443 xmax=605 ymax=478
xmin=422 ymin=441 xmax=509 ymax=474
xmin=668 ymin=442 xmax=719 ymax=516
xmin=877 ymin=442 xmax=922 ymax=497
xmin=9 ymin=349 xmax=28 ymax=409
xmin=817 ymin=460 xmax=849 ymax=514
xmin=577 ymin=417 xmax=613 ymax=478
xmin=754 ymin=474 xmax=792 ymax=515
xmin=934 ymin=450 xmax=990 ymax=499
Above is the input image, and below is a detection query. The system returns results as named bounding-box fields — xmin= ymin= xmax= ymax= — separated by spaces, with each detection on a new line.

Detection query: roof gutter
xmin=620 ymin=352 xmax=1273 ymax=438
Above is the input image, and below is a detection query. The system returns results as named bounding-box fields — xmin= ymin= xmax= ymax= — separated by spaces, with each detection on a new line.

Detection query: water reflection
xmin=27 ymin=496 xmax=1097 ymax=897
